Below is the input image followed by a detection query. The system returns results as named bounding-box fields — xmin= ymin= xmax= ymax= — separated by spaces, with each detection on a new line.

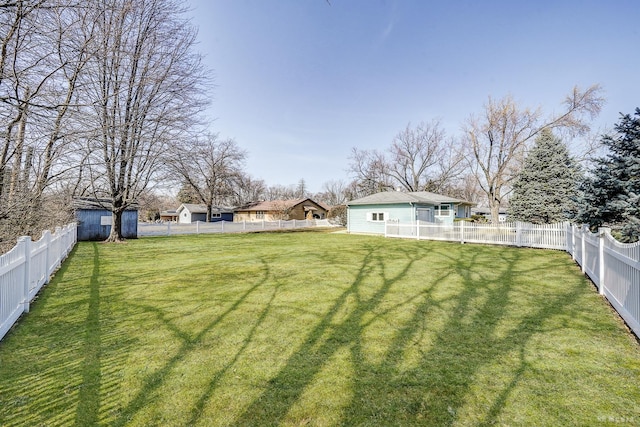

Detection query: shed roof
xmin=347 ymin=191 xmax=475 ymax=206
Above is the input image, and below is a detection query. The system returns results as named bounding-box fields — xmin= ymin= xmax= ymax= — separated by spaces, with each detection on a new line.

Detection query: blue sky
xmin=186 ymin=0 xmax=640 ymax=193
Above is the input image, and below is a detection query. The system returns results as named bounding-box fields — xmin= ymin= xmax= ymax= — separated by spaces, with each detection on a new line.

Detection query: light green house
xmin=346 ymin=191 xmax=476 ymax=235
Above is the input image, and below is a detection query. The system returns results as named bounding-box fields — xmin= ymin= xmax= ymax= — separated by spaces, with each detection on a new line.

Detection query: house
xmin=471 ymin=207 xmax=508 ymax=223
xmin=234 ymin=198 xmax=328 ymax=222
xmin=176 ymin=203 xmax=234 ymax=223
xmin=74 ymin=198 xmax=138 ymax=241
xmin=159 ymin=209 xmax=178 ymax=222
xmin=346 ymin=191 xmax=476 ymax=235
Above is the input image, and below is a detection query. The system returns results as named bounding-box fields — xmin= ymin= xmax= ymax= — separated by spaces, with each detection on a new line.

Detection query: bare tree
xmin=230 ymin=173 xmax=266 ymax=206
xmin=316 ymin=179 xmax=347 ymax=206
xmin=347 ymin=147 xmax=392 ymax=196
xmin=463 ymin=85 xmax=604 ymax=224
xmin=169 ymin=134 xmax=246 ymax=221
xmin=80 ymin=0 xmax=208 ymax=241
xmin=349 ymin=120 xmax=464 ymax=196
xmin=0 ymin=0 xmax=92 ymax=246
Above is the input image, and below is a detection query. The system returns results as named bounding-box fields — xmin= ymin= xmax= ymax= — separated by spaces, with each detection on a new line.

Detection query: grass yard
xmin=0 ymin=230 xmax=639 ymax=426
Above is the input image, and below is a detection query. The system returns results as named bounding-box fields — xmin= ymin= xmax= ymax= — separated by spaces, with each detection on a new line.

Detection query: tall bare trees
xmin=80 ymin=0 xmax=207 ymax=241
xmin=170 ymin=134 xmax=246 ymax=221
xmin=348 ymin=120 xmax=464 ymax=196
xmin=0 ymin=0 xmax=90 ymax=244
xmin=463 ymin=85 xmax=604 ymax=223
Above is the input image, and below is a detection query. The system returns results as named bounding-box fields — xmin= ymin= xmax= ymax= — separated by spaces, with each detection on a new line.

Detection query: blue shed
xmin=74 ymin=199 xmax=138 ymax=241
xmin=347 ymin=191 xmax=475 ymax=235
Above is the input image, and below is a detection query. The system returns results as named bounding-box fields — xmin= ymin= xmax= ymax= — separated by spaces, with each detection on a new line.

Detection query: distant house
xmin=176 ymin=203 xmax=234 ymax=224
xmin=234 ymin=198 xmax=328 ymax=222
xmin=471 ymin=207 xmax=508 ymax=223
xmin=74 ymin=198 xmax=138 ymax=241
xmin=159 ymin=209 xmax=178 ymax=222
xmin=346 ymin=191 xmax=475 ymax=235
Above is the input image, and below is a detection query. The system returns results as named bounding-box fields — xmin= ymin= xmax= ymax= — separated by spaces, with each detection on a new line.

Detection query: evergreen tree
xmin=576 ymin=108 xmax=640 ymax=241
xmin=509 ymin=129 xmax=580 ymax=224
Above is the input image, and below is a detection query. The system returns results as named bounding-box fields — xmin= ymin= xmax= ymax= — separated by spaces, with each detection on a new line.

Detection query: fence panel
xmin=0 ymin=223 xmax=77 ymax=342
xmin=138 ymin=220 xmax=320 ymax=237
xmin=0 ymin=243 xmax=27 ymax=341
xmin=601 ymin=233 xmax=640 ymax=335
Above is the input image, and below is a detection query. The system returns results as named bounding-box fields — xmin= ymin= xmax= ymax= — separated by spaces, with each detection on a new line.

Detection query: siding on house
xmin=346 ymin=191 xmax=475 ymax=235
xmin=347 ymin=203 xmax=415 ymax=234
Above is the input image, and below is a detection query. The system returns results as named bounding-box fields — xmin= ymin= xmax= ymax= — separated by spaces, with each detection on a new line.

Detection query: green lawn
xmin=0 ymin=231 xmax=639 ymax=426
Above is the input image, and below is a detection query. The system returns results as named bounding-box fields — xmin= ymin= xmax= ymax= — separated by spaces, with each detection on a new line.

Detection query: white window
xmin=436 ymin=204 xmax=450 ymax=216
xmin=256 ymin=211 xmax=265 ymax=219
xmin=368 ymin=212 xmax=387 ymax=222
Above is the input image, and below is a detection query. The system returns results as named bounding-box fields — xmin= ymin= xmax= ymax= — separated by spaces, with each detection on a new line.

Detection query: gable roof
xmin=236 ymin=198 xmax=326 ymax=212
xmin=177 ymin=203 xmax=208 ymax=214
xmin=176 ymin=203 xmax=235 ymax=214
xmin=347 ymin=191 xmax=475 ymax=206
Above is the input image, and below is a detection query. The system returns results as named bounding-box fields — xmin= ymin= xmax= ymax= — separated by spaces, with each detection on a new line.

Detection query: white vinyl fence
xmin=385 ymin=220 xmax=640 ymax=337
xmin=0 ymin=223 xmax=77 ymax=341
xmin=567 ymin=225 xmax=640 ymax=337
xmin=385 ymin=220 xmax=569 ymax=250
xmin=138 ymin=219 xmax=330 ymax=237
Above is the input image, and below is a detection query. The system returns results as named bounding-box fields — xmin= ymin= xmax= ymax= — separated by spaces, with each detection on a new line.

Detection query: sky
xmin=185 ymin=0 xmax=640 ymax=193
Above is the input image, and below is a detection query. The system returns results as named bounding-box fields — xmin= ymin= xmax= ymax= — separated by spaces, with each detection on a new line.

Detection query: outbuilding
xmin=74 ymin=198 xmax=138 ymax=241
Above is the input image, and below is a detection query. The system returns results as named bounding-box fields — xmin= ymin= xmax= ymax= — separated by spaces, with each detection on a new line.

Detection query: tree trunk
xmin=106 ymin=209 xmax=124 ymax=242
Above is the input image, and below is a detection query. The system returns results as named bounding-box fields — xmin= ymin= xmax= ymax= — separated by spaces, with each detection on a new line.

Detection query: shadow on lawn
xmin=97 ymin=238 xmax=586 ymax=426
xmin=74 ymin=243 xmax=102 ymax=425
xmin=227 ymin=243 xmax=586 ymax=426
xmin=111 ymin=256 xmax=277 ymax=427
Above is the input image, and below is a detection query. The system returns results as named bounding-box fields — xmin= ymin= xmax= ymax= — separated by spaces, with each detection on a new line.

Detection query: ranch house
xmin=347 ymin=191 xmax=476 ymax=235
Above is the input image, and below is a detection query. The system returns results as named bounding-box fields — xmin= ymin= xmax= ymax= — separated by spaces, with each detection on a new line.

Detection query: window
xmin=212 ymin=213 xmax=221 ymax=219
xmin=436 ymin=204 xmax=450 ymax=216
xmin=256 ymin=211 xmax=265 ymax=219
xmin=369 ymin=212 xmax=386 ymax=222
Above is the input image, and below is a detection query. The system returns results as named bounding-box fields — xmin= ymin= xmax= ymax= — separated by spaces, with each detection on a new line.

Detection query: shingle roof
xmin=237 ymin=198 xmax=325 ymax=212
xmin=346 ymin=191 xmax=475 ymax=206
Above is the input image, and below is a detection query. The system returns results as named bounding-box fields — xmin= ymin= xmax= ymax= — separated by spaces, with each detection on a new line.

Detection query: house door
xmin=416 ymin=208 xmax=434 ymax=223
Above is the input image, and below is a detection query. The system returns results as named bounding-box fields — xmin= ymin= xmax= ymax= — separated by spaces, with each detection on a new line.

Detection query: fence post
xmin=19 ymin=236 xmax=32 ymax=314
xmin=460 ymin=220 xmax=465 ymax=244
xmin=570 ymin=224 xmax=575 ymax=260
xmin=43 ymin=230 xmax=52 ymax=283
xmin=262 ymin=220 xmax=265 ymax=230
xmin=221 ymin=220 xmax=225 ymax=233
xmin=598 ymin=227 xmax=610 ymax=296
xmin=243 ymin=220 xmax=246 ymax=231
xmin=196 ymin=221 xmax=200 ymax=234
xmin=416 ymin=220 xmax=420 ymax=240
xmin=580 ymin=226 xmax=586 ymax=274
xmin=515 ymin=222 xmax=522 ymax=247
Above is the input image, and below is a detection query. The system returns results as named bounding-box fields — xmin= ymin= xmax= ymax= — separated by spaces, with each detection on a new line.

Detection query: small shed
xmin=74 ymin=198 xmax=138 ymax=241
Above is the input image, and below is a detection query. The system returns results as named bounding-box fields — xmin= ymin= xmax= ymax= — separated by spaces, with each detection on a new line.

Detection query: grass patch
xmin=0 ymin=231 xmax=639 ymax=426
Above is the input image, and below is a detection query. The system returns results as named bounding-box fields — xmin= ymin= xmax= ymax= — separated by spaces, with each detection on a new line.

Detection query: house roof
xmin=177 ymin=204 xmax=234 ymax=214
xmin=346 ymin=191 xmax=475 ymax=206
xmin=178 ymin=203 xmax=208 ymax=214
xmin=236 ymin=198 xmax=327 ymax=212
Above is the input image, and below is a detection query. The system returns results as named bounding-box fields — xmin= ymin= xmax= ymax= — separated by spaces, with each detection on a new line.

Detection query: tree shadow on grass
xmin=74 ymin=243 xmax=102 ymax=426
xmin=229 ymin=243 xmax=588 ymax=426
xmin=112 ymin=256 xmax=276 ymax=427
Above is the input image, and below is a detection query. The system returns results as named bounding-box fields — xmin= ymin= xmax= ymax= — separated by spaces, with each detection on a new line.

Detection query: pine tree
xmin=576 ymin=108 xmax=640 ymax=241
xmin=509 ymin=129 xmax=580 ymax=224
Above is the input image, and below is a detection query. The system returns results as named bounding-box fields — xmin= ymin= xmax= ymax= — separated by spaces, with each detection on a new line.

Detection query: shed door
xmin=416 ymin=208 xmax=434 ymax=223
